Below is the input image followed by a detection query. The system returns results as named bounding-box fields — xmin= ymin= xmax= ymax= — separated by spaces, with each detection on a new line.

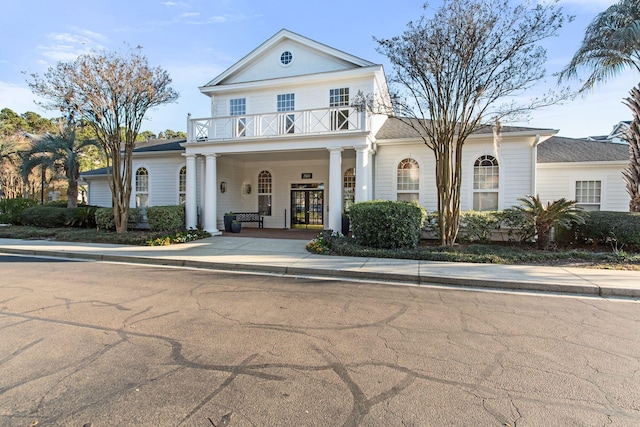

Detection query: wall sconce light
xmin=220 ymin=181 xmax=227 ymax=193
xmin=243 ymin=183 xmax=252 ymax=195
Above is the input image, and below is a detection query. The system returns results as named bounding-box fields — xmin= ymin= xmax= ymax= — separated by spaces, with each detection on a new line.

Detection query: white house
xmin=82 ymin=29 xmax=632 ymax=232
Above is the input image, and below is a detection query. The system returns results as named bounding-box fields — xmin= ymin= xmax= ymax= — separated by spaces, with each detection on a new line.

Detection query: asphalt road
xmin=1 ymin=255 xmax=639 ymax=426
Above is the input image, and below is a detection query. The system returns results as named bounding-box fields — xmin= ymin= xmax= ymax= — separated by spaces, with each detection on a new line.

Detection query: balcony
xmin=187 ymin=107 xmax=367 ymax=142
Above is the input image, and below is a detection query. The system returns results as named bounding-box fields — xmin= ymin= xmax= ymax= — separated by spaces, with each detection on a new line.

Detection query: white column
xmin=185 ymin=154 xmax=197 ymax=229
xmin=355 ymin=147 xmax=370 ymax=202
xmin=203 ymin=154 xmax=221 ymax=235
xmin=328 ymin=148 xmax=343 ymax=232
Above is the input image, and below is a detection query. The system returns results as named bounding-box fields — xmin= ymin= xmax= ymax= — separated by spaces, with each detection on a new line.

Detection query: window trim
xmin=575 ymin=180 xmax=602 ymax=211
xmin=258 ymin=170 xmax=273 ymax=216
xmin=343 ymin=167 xmax=355 ymax=211
xmin=277 ymin=93 xmax=295 ymax=134
xmin=178 ymin=165 xmax=187 ymax=205
xmin=135 ymin=167 xmax=149 ymax=209
xmin=230 ymin=98 xmax=247 ymax=137
xmin=471 ymin=154 xmax=500 ymax=211
xmin=330 ymin=88 xmax=350 ymax=131
xmin=396 ymin=158 xmax=419 ymax=202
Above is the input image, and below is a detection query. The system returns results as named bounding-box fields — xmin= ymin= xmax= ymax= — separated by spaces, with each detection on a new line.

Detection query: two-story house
xmin=81 ymin=29 xmax=632 ymax=232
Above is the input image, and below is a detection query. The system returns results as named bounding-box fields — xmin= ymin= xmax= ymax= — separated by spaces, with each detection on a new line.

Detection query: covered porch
xmin=183 ymin=145 xmax=374 ymax=234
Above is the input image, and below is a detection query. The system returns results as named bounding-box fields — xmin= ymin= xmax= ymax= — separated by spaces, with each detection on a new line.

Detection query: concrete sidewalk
xmin=1 ymin=236 xmax=639 ymax=298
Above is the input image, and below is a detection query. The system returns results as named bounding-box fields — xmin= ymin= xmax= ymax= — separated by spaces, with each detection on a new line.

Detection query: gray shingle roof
xmin=133 ymin=138 xmax=185 ymax=152
xmin=81 ymin=166 xmax=111 ymax=177
xmin=375 ymin=117 xmax=555 ymax=140
xmin=537 ymin=136 xmax=629 ymax=163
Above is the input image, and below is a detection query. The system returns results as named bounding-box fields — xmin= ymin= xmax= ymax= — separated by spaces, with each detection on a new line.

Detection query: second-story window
xmin=277 ymin=93 xmax=295 ymax=134
xmin=330 ymin=88 xmax=350 ymax=131
xmin=230 ymin=98 xmax=247 ymax=137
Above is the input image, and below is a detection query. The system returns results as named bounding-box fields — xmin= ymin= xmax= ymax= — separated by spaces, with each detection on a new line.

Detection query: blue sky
xmin=0 ymin=0 xmax=636 ymax=138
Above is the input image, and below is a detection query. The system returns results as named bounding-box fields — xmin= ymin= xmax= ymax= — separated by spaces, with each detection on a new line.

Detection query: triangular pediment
xmin=201 ymin=29 xmax=375 ymax=88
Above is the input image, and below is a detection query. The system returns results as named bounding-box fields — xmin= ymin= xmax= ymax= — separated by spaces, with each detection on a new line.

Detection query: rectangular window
xmin=473 ymin=193 xmax=498 ymax=211
xmin=575 ymin=180 xmax=601 ymax=211
xmin=230 ymin=98 xmax=247 ymax=137
xmin=259 ymin=195 xmax=272 ymax=216
xmin=277 ymin=93 xmax=295 ymax=134
xmin=397 ymin=193 xmax=419 ymax=203
xmin=330 ymin=88 xmax=350 ymax=131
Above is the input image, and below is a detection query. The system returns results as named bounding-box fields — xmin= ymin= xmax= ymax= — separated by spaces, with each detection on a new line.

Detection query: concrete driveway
xmin=1 ymin=255 xmax=639 ymax=426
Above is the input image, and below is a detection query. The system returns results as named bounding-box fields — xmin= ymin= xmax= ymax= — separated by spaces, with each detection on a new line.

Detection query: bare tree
xmin=376 ymin=0 xmax=569 ymax=246
xmin=29 ymin=47 xmax=179 ymax=232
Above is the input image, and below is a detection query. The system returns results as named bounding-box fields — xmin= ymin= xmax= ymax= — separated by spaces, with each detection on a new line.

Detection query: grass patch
xmin=0 ymin=226 xmax=210 ymax=246
xmin=306 ymin=231 xmax=640 ymax=270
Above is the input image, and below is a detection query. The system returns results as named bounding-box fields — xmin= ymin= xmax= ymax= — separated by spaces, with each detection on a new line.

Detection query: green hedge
xmin=349 ymin=200 xmax=426 ymax=249
xmin=95 ymin=207 xmax=142 ymax=231
xmin=0 ymin=198 xmax=38 ymax=224
xmin=21 ymin=206 xmax=70 ymax=227
xmin=458 ymin=211 xmax=503 ymax=243
xmin=575 ymin=211 xmax=640 ymax=248
xmin=20 ymin=203 xmax=99 ymax=228
xmin=146 ymin=205 xmax=185 ymax=232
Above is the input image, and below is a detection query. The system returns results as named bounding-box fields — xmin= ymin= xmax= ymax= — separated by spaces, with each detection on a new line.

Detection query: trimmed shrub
xmin=21 ymin=206 xmax=70 ymax=227
xmin=349 ymin=200 xmax=426 ymax=249
xmin=146 ymin=205 xmax=185 ymax=232
xmin=458 ymin=211 xmax=502 ymax=243
xmin=499 ymin=208 xmax=536 ymax=243
xmin=95 ymin=207 xmax=142 ymax=231
xmin=576 ymin=211 xmax=640 ymax=249
xmin=0 ymin=198 xmax=38 ymax=224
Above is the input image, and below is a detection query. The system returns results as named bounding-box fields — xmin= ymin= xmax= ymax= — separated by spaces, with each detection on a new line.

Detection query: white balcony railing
xmin=187 ymin=107 xmax=367 ymax=142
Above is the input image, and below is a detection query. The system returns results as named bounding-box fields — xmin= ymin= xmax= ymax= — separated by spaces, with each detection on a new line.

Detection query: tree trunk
xmin=66 ymin=167 xmax=79 ymax=209
xmin=435 ymin=138 xmax=463 ymax=246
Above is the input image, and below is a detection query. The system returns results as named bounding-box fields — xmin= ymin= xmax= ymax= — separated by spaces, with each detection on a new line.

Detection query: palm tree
xmin=623 ymin=87 xmax=640 ymax=212
xmin=21 ymin=123 xmax=98 ymax=208
xmin=514 ymin=195 xmax=585 ymax=250
xmin=560 ymin=0 xmax=640 ymax=212
xmin=560 ymin=0 xmax=640 ymax=92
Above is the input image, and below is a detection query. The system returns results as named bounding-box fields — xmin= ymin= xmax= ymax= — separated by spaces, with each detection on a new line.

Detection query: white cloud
xmin=180 ymin=12 xmax=200 ymax=18
xmin=207 ymin=14 xmax=246 ymax=23
xmin=37 ymin=31 xmax=107 ymax=62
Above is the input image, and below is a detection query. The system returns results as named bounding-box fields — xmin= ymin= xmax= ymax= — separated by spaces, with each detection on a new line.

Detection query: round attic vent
xmin=280 ymin=51 xmax=293 ymax=66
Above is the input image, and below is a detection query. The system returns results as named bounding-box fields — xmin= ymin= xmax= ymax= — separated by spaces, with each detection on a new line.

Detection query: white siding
xmin=375 ymin=137 xmax=534 ymax=211
xmin=537 ymin=162 xmax=629 ymax=211
xmin=213 ymin=77 xmax=374 ymax=117
xmin=131 ymin=155 xmax=186 ymax=207
xmin=225 ymin=40 xmax=357 ymax=85
xmin=87 ymin=177 xmax=112 ymax=207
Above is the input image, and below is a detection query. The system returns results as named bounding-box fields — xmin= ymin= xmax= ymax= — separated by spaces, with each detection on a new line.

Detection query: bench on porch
xmin=233 ymin=212 xmax=264 ymax=228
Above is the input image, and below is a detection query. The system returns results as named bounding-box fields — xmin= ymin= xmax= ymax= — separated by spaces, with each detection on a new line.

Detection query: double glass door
xmin=291 ymin=188 xmax=323 ymax=228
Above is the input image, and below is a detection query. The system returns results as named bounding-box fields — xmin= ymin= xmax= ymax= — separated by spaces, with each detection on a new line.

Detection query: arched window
xmin=178 ymin=166 xmax=187 ymax=205
xmin=473 ymin=155 xmax=499 ymax=211
xmin=343 ymin=168 xmax=355 ymax=211
xmin=397 ymin=158 xmax=419 ymax=202
xmin=135 ymin=167 xmax=149 ymax=208
xmin=258 ymin=170 xmax=272 ymax=216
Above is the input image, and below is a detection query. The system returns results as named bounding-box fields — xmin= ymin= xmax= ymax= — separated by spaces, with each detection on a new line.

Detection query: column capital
xmin=205 ymin=153 xmax=220 ymax=159
xmin=327 ymin=147 xmax=344 ymax=153
xmin=353 ymin=146 xmax=371 ymax=154
xmin=182 ymin=153 xmax=197 ymax=159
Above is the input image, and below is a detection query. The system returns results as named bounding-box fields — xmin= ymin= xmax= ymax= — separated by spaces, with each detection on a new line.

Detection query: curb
xmin=2 ymin=248 xmax=638 ymax=299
